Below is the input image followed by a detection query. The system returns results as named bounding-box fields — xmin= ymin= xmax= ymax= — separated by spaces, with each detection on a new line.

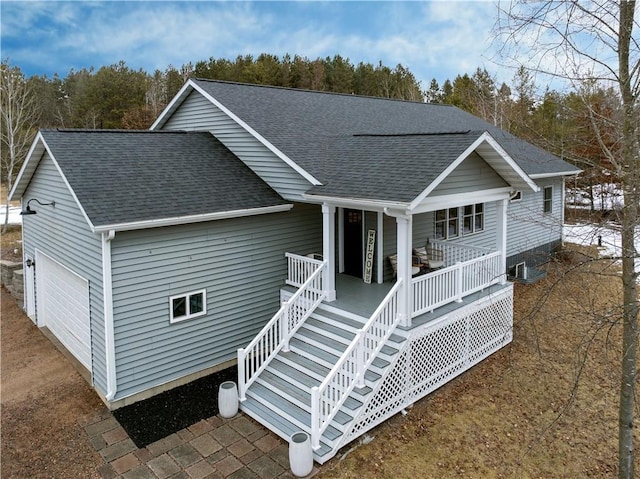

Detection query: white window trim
xmin=170 ymin=289 xmax=207 ymax=323
xmin=509 ymin=191 xmax=522 ymax=202
xmin=543 ymin=186 xmax=553 ymax=214
xmin=435 ymin=203 xmax=484 ymax=240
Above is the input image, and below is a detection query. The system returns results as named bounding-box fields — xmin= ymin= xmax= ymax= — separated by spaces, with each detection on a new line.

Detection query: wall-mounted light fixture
xmin=20 ymin=198 xmax=56 ymax=215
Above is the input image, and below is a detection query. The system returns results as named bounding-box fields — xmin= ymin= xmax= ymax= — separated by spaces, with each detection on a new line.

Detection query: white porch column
xmin=396 ymin=214 xmax=412 ymax=328
xmin=496 ymin=198 xmax=508 ymax=284
xmin=322 ymin=204 xmax=337 ymax=301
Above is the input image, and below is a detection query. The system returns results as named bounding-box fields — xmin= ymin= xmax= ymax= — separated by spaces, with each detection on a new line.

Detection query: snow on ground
xmin=564 ymin=222 xmax=640 ymax=279
xmin=0 ymin=205 xmax=22 ymax=225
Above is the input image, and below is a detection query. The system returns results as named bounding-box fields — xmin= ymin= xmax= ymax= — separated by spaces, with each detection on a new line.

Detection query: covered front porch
xmin=286 ymin=234 xmax=506 ymax=327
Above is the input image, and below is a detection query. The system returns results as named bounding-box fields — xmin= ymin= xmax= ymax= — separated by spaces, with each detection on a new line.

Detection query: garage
xmin=36 ymin=251 xmax=91 ymax=370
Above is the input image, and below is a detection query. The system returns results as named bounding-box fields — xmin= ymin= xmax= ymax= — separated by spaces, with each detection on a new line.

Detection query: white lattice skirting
xmin=344 ymin=284 xmax=514 ymax=447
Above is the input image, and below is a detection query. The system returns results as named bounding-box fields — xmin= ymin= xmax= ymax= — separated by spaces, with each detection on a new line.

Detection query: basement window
xmin=170 ymin=289 xmax=206 ymax=323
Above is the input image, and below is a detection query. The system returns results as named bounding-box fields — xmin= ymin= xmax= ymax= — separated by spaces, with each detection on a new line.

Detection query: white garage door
xmin=36 ymin=251 xmax=91 ymax=370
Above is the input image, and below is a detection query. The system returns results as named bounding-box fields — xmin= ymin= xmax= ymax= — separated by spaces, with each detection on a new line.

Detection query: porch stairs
xmin=239 ymin=301 xmax=405 ymax=464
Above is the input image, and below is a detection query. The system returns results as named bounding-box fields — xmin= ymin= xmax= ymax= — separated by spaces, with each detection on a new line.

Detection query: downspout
xmin=102 ymin=230 xmax=117 ymax=401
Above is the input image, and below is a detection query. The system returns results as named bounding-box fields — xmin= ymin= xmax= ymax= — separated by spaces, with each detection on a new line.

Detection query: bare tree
xmin=1 ymin=60 xmax=38 ymax=233
xmin=495 ymin=1 xmax=639 ymax=477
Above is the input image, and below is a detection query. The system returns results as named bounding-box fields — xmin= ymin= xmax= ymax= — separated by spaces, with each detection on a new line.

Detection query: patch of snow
xmin=564 ymin=222 xmax=640 ymax=280
xmin=0 ymin=205 xmax=22 ymax=225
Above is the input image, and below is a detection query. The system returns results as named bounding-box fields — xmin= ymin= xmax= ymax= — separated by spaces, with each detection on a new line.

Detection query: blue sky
xmin=2 ymin=1 xmax=509 ymax=88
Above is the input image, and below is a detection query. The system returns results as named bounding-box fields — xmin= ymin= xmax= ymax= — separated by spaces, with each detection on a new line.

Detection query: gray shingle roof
xmin=41 ymin=129 xmax=286 ymax=228
xmin=191 ymin=79 xmax=578 ymax=201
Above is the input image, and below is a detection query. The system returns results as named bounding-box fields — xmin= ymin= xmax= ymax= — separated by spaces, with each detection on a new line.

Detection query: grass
xmin=1 ymin=225 xmax=22 ymax=262
xmin=317 ymin=246 xmax=636 ymax=478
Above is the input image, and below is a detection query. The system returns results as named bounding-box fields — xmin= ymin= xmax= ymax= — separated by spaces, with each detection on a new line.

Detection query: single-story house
xmin=10 ymin=79 xmax=580 ymax=463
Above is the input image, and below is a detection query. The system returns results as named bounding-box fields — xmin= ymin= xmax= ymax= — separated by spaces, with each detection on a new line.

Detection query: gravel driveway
xmin=1 ymin=287 xmax=105 ymax=478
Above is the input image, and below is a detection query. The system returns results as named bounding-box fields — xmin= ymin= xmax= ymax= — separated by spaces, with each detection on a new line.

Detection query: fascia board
xmin=530 ymin=170 xmax=582 ymax=179
xmin=189 ymin=82 xmax=321 ymax=186
xmin=9 ymin=131 xmax=45 ymax=201
xmin=40 ymin=137 xmax=97 ymax=232
xmin=412 ymin=187 xmax=512 ymax=214
xmin=149 ymin=80 xmax=195 ymax=130
xmin=480 ymin=133 xmax=540 ymax=192
xmin=302 ymin=193 xmax=410 ymax=212
xmin=93 ymin=204 xmax=293 ymax=233
xmin=408 ymin=131 xmax=539 ymax=211
xmin=8 ymin=133 xmax=97 ymax=233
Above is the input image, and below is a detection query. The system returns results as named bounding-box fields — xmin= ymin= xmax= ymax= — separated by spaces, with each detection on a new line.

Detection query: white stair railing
xmin=285 ymin=252 xmax=324 ymax=288
xmin=412 ymin=251 xmax=502 ymax=317
xmin=310 ymin=278 xmax=403 ymax=450
xmin=237 ymin=257 xmax=326 ymax=401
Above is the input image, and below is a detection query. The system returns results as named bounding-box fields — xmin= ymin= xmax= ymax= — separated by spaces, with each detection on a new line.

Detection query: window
xmin=170 ymin=289 xmax=206 ymax=323
xmin=543 ymin=186 xmax=553 ymax=213
xmin=510 ymin=191 xmax=522 ymax=202
xmin=434 ymin=203 xmax=484 ymax=239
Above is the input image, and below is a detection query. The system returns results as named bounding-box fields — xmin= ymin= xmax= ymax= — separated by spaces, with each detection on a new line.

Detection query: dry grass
xmin=318 ymin=247 xmax=636 ymax=478
xmin=0 ymin=225 xmax=22 ymax=262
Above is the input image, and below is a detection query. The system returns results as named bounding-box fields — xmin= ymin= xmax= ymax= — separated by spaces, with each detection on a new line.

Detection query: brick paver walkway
xmin=81 ymin=410 xmax=319 ymax=479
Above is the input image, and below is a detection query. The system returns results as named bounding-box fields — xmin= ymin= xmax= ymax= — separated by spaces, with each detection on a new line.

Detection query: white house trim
xmin=411 ymin=187 xmax=512 ymax=214
xmin=303 ymin=194 xmax=410 ymax=212
xmin=409 ymin=132 xmax=539 ymax=211
xmin=102 ymin=230 xmax=117 ymax=401
xmin=10 ymin=133 xmax=97 ymax=231
xmin=179 ymin=81 xmax=322 ymax=187
xmin=92 ymin=204 xmax=293 ymax=233
xmin=530 ymin=170 xmax=581 ymax=179
xmin=322 ymin=204 xmax=336 ymax=301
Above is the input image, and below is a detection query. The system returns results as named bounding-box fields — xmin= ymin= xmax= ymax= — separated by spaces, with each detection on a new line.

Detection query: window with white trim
xmin=543 ymin=186 xmax=553 ymax=213
xmin=510 ymin=191 xmax=522 ymax=202
xmin=434 ymin=203 xmax=484 ymax=240
xmin=170 ymin=289 xmax=206 ymax=323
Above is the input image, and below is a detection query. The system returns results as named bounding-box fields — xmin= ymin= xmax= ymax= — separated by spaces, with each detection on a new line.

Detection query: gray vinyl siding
xmin=506 ymin=178 xmax=564 ymax=263
xmin=378 ymin=203 xmax=500 ymax=282
xmin=21 ymin=153 xmax=106 ymax=393
xmin=431 ymin=152 xmax=508 ymax=196
xmin=161 ymin=90 xmax=312 ymax=200
xmin=110 ymin=203 xmax=322 ymax=399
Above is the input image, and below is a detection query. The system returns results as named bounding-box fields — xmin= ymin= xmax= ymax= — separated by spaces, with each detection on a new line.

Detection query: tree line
xmin=2 ymin=52 xmax=630 ymax=213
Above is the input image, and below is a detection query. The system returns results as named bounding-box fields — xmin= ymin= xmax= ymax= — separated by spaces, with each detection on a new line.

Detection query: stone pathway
xmin=81 ymin=410 xmax=319 ymax=479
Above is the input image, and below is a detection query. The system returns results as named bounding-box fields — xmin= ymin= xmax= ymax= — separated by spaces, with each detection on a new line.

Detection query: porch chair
xmin=414 ymin=245 xmax=445 ymax=269
xmin=388 ymin=254 xmax=421 ymax=277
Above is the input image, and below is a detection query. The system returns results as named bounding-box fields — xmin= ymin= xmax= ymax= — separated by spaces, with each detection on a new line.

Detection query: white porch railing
xmin=310 ymin=278 xmax=403 ymax=450
xmin=412 ymin=251 xmax=502 ymax=317
xmin=237 ymin=255 xmax=326 ymax=401
xmin=429 ymin=239 xmax=493 ymax=267
xmin=286 ymin=252 xmax=324 ymax=288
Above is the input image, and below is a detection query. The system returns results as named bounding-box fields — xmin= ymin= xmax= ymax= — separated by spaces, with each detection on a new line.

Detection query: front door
xmin=343 ymin=209 xmax=363 ymax=277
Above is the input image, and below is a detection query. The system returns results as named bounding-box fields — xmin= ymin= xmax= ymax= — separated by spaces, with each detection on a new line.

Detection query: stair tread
xmin=297 ymin=327 xmax=347 ymax=352
xmin=264 ymin=363 xmax=363 ymax=411
xmin=289 ymin=337 xmax=340 ymax=364
xmin=305 ymin=317 xmax=355 ymax=343
xmin=241 ymin=399 xmax=333 ymax=458
xmin=256 ymin=372 xmax=355 ymax=424
xmin=312 ymin=308 xmax=366 ymax=330
xmin=248 ymin=382 xmax=344 ymax=438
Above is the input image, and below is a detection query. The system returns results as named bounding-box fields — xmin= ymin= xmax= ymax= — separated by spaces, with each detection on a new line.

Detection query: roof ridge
xmin=353 ymin=130 xmax=474 ymax=137
xmin=43 ymin=128 xmax=199 ymax=134
xmin=191 ymin=77 xmax=454 ymax=107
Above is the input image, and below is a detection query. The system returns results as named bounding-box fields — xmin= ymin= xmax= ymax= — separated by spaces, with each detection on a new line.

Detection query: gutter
xmin=93 ymin=204 xmax=293 ymax=233
xmin=102 ymin=230 xmax=117 ymax=401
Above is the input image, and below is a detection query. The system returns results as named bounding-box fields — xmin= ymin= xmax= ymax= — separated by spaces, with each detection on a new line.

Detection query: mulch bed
xmin=113 ymin=366 xmax=237 ymax=448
